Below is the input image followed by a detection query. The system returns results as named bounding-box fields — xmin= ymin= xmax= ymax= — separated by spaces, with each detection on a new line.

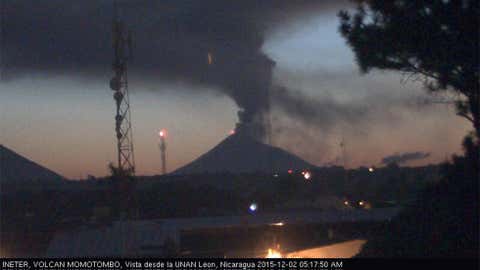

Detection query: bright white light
xmin=266 ymin=248 xmax=282 ymax=258
xmin=249 ymin=203 xmax=257 ymax=212
xmin=368 ymin=167 xmax=374 ymax=172
xmin=344 ymin=201 xmax=349 ymax=206
xmin=271 ymin=222 xmax=284 ymax=226
xmin=303 ymin=171 xmax=311 ymax=180
xmin=159 ymin=129 xmax=167 ymax=138
xmin=359 ymin=201 xmax=364 ymax=206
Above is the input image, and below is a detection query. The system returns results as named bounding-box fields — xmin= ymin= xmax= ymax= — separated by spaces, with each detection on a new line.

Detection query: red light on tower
xmin=158 ymin=129 xmax=167 ymax=174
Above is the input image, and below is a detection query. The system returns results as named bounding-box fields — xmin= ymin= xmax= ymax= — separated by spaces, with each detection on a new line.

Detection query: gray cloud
xmin=381 ymin=152 xmax=431 ymax=165
xmin=272 ymin=85 xmax=368 ymax=130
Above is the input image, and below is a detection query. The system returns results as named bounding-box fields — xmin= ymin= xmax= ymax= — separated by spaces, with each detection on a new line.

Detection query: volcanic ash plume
xmin=2 ymin=0 xmax=352 ymax=143
xmin=231 ymin=53 xmax=275 ymax=141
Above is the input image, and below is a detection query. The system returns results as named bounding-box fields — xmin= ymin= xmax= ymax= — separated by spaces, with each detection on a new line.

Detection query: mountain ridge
xmin=0 ymin=144 xmax=65 ymax=184
xmin=173 ymin=134 xmax=315 ymax=175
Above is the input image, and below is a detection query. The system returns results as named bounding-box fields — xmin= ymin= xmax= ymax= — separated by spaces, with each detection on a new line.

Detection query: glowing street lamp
xmin=303 ymin=171 xmax=312 ymax=180
xmin=249 ymin=202 xmax=258 ymax=212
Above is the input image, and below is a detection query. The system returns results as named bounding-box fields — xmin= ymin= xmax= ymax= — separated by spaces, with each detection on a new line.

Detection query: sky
xmin=0 ymin=0 xmax=471 ymax=179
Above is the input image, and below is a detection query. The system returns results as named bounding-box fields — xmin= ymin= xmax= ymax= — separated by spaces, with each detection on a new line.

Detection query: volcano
xmin=0 ymin=144 xmax=64 ymax=184
xmin=173 ymin=134 xmax=315 ymax=175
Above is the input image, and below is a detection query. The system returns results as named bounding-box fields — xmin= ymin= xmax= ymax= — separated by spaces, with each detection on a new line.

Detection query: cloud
xmin=381 ymin=151 xmax=431 ymax=165
xmin=1 ymin=0 xmax=454 ymax=144
xmin=1 ymin=0 xmax=350 ymax=141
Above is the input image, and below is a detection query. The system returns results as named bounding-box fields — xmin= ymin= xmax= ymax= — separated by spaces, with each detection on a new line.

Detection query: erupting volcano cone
xmin=173 ymin=133 xmax=314 ymax=174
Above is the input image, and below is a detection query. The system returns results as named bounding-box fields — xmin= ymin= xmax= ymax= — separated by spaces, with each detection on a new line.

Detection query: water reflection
xmin=286 ymin=239 xmax=366 ymax=258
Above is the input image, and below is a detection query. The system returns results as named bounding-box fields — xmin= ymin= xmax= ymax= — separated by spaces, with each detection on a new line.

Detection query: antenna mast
xmin=340 ymin=136 xmax=349 ymax=184
xmin=110 ymin=0 xmax=135 ymax=174
xmin=159 ymin=130 xmax=167 ymax=175
xmin=341 ymin=137 xmax=347 ymax=169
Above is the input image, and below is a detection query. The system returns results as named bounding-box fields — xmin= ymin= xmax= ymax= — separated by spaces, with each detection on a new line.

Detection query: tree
xmin=356 ymin=135 xmax=478 ymax=257
xmin=340 ymin=2 xmax=479 ymax=257
xmin=107 ymin=162 xmax=137 ymax=219
xmin=108 ymin=162 xmax=134 ymax=180
xmin=339 ymin=0 xmax=479 ymax=139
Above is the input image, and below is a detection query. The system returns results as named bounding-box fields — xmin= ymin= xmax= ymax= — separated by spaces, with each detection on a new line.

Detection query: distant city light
xmin=229 ymin=129 xmax=235 ymax=135
xmin=287 ymin=169 xmax=293 ymax=174
xmin=359 ymin=200 xmax=365 ymax=206
xmin=273 ymin=174 xmax=279 ymax=178
xmin=159 ymin=129 xmax=167 ymax=138
xmin=249 ymin=203 xmax=257 ymax=212
xmin=344 ymin=201 xmax=349 ymax=206
xmin=368 ymin=167 xmax=374 ymax=172
xmin=303 ymin=171 xmax=312 ymax=180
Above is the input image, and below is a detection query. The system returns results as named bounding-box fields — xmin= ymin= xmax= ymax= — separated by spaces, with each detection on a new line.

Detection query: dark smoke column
xmin=233 ymin=52 xmax=275 ymax=143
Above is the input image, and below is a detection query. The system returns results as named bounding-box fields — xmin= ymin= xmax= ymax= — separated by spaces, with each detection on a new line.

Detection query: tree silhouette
xmin=107 ymin=162 xmax=137 ymax=219
xmin=339 ymin=1 xmax=479 ymax=257
xmin=108 ymin=162 xmax=134 ymax=180
xmin=339 ymin=0 xmax=479 ymax=139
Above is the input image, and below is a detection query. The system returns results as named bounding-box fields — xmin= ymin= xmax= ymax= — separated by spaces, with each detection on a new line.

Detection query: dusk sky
xmin=0 ymin=0 xmax=471 ymax=179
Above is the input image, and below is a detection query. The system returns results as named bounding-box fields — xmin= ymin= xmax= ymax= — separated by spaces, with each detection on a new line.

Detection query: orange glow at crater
xmin=266 ymin=248 xmax=283 ymax=258
xmin=207 ymin=52 xmax=213 ymax=65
